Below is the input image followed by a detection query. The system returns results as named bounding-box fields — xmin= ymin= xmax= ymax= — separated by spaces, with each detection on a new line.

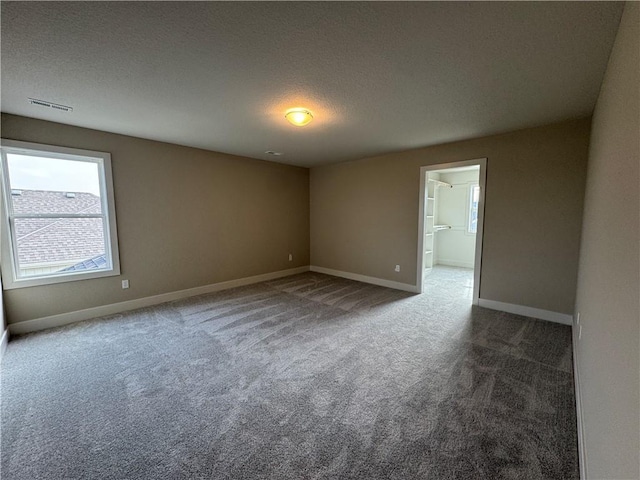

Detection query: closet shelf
xmin=427 ymin=179 xmax=453 ymax=188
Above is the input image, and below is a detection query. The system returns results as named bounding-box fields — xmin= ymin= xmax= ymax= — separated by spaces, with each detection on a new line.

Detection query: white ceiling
xmin=1 ymin=2 xmax=623 ymax=167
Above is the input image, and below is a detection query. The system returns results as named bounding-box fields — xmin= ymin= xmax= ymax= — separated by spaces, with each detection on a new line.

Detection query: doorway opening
xmin=417 ymin=158 xmax=487 ymax=304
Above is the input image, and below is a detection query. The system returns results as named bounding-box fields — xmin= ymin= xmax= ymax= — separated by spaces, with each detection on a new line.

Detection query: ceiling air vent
xmin=28 ymin=98 xmax=73 ymax=112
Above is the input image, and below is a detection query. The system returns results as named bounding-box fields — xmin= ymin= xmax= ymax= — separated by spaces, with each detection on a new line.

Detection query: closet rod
xmin=427 ymin=178 xmax=453 ymax=188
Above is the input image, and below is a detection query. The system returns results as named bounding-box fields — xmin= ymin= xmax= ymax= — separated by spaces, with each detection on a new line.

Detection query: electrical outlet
xmin=122 ymin=279 xmax=129 ymax=289
xmin=395 ymin=265 xmax=400 ymax=272
xmin=288 ymin=253 xmax=293 ymax=262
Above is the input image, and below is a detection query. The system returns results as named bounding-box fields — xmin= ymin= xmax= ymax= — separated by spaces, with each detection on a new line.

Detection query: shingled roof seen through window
xmin=11 ymin=190 xmax=105 ymax=267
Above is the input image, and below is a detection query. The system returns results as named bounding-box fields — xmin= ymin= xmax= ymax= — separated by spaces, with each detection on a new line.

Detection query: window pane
xmin=472 ymin=185 xmax=480 ymax=203
xmin=6 ymin=153 xmax=102 ymax=214
xmin=10 ymin=189 xmax=102 ymax=215
xmin=14 ymin=217 xmax=107 ymax=277
xmin=468 ymin=185 xmax=479 ymax=234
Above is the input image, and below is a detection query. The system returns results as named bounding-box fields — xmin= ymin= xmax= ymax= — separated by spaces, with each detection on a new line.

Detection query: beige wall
xmin=1 ymin=114 xmax=310 ymax=325
xmin=311 ymin=118 xmax=591 ymax=314
xmin=574 ymin=3 xmax=640 ymax=478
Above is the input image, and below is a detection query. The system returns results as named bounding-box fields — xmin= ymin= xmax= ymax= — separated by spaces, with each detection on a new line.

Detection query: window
xmin=0 ymin=139 xmax=120 ymax=289
xmin=467 ymin=184 xmax=480 ymax=234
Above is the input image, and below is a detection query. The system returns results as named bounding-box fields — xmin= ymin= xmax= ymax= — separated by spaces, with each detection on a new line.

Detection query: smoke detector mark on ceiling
xmin=28 ymin=98 xmax=73 ymax=112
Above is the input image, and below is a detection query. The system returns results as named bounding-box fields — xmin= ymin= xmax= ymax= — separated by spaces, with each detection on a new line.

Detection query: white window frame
xmin=0 ymin=139 xmax=120 ymax=289
xmin=467 ymin=183 xmax=480 ymax=235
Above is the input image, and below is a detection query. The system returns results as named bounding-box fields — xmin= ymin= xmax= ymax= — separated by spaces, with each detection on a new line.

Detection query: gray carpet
xmin=1 ymin=268 xmax=578 ymax=479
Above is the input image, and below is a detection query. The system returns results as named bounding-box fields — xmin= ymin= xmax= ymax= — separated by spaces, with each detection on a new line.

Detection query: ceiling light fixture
xmin=265 ymin=151 xmax=283 ymax=156
xmin=285 ymin=108 xmax=313 ymax=127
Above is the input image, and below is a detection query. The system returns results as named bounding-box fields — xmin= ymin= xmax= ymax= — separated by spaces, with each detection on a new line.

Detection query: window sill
xmin=1 ymin=267 xmax=121 ymax=290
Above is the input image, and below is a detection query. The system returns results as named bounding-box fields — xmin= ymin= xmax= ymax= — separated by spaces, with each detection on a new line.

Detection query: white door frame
xmin=416 ymin=158 xmax=487 ymax=304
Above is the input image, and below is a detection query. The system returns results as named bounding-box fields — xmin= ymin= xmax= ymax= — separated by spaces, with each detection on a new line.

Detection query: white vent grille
xmin=28 ymin=98 xmax=73 ymax=112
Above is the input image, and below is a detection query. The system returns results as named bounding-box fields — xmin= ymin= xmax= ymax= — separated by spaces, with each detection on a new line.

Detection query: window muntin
xmin=1 ymin=140 xmax=120 ymax=288
xmin=468 ymin=184 xmax=480 ymax=234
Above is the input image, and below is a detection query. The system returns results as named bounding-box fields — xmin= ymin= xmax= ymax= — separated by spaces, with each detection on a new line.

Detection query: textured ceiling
xmin=1 ymin=2 xmax=624 ymax=167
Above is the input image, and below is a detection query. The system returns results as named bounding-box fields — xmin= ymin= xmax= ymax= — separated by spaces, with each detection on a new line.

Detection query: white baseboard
xmin=435 ymin=259 xmax=475 ymax=269
xmin=572 ymin=319 xmax=587 ymax=479
xmin=8 ymin=266 xmax=310 ymax=335
xmin=0 ymin=329 xmax=8 ymax=364
xmin=310 ymin=265 xmax=419 ymax=293
xmin=477 ymin=298 xmax=573 ymax=325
